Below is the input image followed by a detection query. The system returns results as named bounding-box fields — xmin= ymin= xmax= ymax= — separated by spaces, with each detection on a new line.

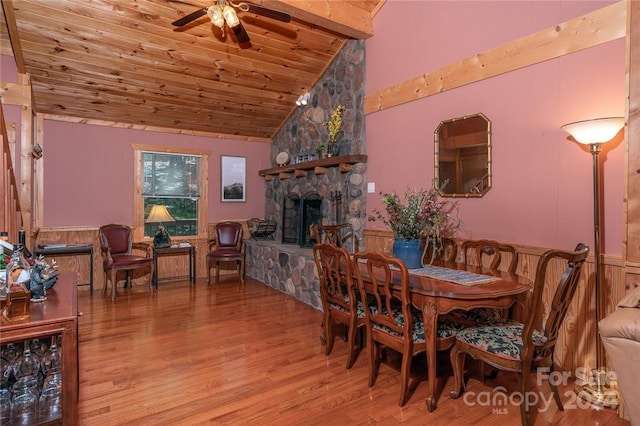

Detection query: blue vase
xmin=392 ymin=238 xmax=423 ymax=269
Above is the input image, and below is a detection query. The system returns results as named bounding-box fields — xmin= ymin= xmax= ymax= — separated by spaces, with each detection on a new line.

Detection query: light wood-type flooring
xmin=77 ymin=278 xmax=630 ymax=425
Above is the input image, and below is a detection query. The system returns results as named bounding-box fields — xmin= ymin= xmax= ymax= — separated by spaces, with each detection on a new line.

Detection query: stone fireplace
xmin=245 ymin=39 xmax=367 ymax=310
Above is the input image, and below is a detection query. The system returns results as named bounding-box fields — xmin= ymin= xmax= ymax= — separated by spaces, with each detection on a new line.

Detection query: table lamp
xmin=145 ymin=205 xmax=175 ymax=248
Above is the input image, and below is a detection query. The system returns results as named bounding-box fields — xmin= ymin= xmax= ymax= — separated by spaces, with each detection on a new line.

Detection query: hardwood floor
xmin=77 ymin=278 xmax=629 ymax=425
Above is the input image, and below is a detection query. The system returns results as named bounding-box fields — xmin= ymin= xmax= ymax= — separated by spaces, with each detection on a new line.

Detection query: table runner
xmin=409 ymin=265 xmax=499 ymax=286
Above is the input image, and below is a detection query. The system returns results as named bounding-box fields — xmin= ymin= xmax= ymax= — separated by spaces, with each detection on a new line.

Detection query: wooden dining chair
xmin=421 ymin=236 xmax=457 ymax=266
xmin=317 ymin=223 xmax=356 ymax=253
xmin=353 ymin=251 xmax=465 ymax=406
xmin=449 ymin=243 xmax=589 ymax=426
xmin=454 ymin=239 xmax=520 ymax=325
xmin=313 ymin=243 xmax=365 ymax=369
xmin=207 ymin=221 xmax=246 ymax=284
xmin=460 ymin=239 xmax=518 ymax=274
xmin=99 ymin=224 xmax=154 ymax=300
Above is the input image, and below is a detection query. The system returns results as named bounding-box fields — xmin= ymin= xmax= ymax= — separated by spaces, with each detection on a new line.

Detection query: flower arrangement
xmin=368 ymin=182 xmax=461 ymax=243
xmin=324 ymin=104 xmax=345 ymax=146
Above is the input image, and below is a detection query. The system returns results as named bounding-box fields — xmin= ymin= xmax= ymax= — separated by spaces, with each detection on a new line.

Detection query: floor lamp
xmin=561 ymin=117 xmax=625 ymax=408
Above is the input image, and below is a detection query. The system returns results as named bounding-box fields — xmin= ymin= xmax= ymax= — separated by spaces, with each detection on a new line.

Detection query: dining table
xmin=356 ymin=259 xmax=531 ymax=412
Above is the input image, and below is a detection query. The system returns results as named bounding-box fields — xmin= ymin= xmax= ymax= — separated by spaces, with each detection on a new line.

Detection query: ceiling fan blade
xmin=231 ymin=22 xmax=251 ymax=44
xmin=172 ymin=7 xmax=207 ymax=27
xmin=245 ymin=2 xmax=291 ymax=23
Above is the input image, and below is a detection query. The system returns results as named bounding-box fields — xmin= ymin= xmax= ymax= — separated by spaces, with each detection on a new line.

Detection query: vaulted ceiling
xmin=1 ymin=0 xmax=384 ymax=142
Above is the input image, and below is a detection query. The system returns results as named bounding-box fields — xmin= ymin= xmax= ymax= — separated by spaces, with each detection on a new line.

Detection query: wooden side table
xmin=152 ymin=245 xmax=196 ymax=287
xmin=34 ymin=244 xmax=94 ymax=293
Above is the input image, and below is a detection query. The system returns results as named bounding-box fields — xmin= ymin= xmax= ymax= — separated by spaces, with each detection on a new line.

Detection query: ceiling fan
xmin=171 ymin=0 xmax=291 ymax=45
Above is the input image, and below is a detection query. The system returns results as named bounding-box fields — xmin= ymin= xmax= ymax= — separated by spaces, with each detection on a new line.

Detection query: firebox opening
xmin=282 ymin=192 xmax=322 ymax=247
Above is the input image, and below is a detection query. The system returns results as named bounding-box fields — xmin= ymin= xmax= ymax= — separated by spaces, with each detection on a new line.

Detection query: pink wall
xmin=365 ymin=1 xmax=625 ymax=255
xmin=42 ymin=120 xmax=270 ymax=227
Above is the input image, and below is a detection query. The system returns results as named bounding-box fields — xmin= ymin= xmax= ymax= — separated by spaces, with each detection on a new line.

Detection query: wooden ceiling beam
xmin=261 ymin=0 xmax=374 ymax=39
xmin=1 ymin=0 xmax=26 ymax=72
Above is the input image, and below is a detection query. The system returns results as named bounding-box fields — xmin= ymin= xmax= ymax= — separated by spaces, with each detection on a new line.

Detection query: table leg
xmin=190 ymin=247 xmax=195 ymax=285
xmin=153 ymin=251 xmax=159 ymax=288
xmin=422 ymin=298 xmax=438 ymax=412
xmin=89 ymin=249 xmax=94 ymax=295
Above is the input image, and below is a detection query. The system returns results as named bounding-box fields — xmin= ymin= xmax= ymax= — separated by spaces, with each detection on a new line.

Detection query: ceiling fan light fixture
xmin=222 ymin=5 xmax=240 ymax=28
xmin=207 ymin=6 xmax=225 ymax=28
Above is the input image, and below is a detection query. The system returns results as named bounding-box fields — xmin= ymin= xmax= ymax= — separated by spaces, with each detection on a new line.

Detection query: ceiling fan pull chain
xmin=229 ymin=1 xmax=250 ymax=12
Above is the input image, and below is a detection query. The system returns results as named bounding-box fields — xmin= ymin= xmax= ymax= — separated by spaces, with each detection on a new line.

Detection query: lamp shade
xmin=561 ymin=117 xmax=625 ymax=145
xmin=207 ymin=6 xmax=225 ymax=28
xmin=222 ymin=5 xmax=239 ymax=27
xmin=145 ymin=205 xmax=175 ymax=223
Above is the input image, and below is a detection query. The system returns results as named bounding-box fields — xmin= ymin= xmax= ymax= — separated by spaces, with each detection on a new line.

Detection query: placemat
xmin=409 ymin=265 xmax=499 ymax=286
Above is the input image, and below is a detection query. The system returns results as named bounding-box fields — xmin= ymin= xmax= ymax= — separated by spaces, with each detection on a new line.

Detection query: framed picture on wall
xmin=221 ymin=155 xmax=246 ymax=202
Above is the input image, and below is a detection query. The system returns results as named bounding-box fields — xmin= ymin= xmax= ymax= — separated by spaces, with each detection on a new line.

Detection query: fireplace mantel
xmin=258 ymin=155 xmax=367 ymax=181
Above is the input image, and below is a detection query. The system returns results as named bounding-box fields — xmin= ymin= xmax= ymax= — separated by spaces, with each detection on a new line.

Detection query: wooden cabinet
xmin=1 ymin=274 xmax=78 ymax=425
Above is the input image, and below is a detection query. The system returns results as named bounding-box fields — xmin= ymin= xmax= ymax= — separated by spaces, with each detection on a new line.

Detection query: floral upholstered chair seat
xmin=329 ymin=293 xmax=367 ymax=318
xmin=444 ymin=308 xmax=504 ymax=327
xmin=369 ymin=302 xmax=465 ymax=343
xmin=454 ymin=322 xmax=550 ymax=361
xmin=331 ymin=294 xmax=466 ymax=342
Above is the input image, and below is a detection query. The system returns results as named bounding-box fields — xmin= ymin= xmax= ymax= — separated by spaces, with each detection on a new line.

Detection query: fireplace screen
xmin=282 ymin=192 xmax=322 ymax=247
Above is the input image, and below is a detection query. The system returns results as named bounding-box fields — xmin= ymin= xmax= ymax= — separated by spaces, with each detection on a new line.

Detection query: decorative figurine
xmin=153 ymin=225 xmax=171 ymax=248
xmin=28 ymin=256 xmax=59 ymax=302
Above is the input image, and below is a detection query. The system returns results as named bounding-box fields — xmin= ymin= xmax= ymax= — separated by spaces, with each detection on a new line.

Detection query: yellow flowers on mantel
xmin=324 ymin=104 xmax=345 ymax=146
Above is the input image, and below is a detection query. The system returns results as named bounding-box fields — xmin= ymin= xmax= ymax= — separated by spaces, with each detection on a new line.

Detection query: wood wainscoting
xmin=363 ymin=229 xmax=627 ymax=377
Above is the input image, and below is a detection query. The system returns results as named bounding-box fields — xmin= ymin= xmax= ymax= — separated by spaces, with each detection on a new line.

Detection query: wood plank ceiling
xmin=1 ymin=0 xmax=383 ymax=142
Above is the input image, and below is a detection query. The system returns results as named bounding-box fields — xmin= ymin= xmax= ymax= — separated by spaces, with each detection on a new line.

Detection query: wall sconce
xmin=145 ymin=205 xmax=175 ymax=248
xmin=561 ymin=116 xmax=625 ymax=408
xmin=296 ymin=92 xmax=310 ymax=107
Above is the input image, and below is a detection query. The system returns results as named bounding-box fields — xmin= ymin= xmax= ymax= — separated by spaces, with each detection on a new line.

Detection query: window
xmin=133 ymin=145 xmax=209 ymax=242
xmin=143 ymin=151 xmax=200 ymax=237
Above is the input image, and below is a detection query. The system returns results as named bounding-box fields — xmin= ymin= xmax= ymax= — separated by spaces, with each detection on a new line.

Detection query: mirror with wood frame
xmin=434 ymin=113 xmax=492 ymax=197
